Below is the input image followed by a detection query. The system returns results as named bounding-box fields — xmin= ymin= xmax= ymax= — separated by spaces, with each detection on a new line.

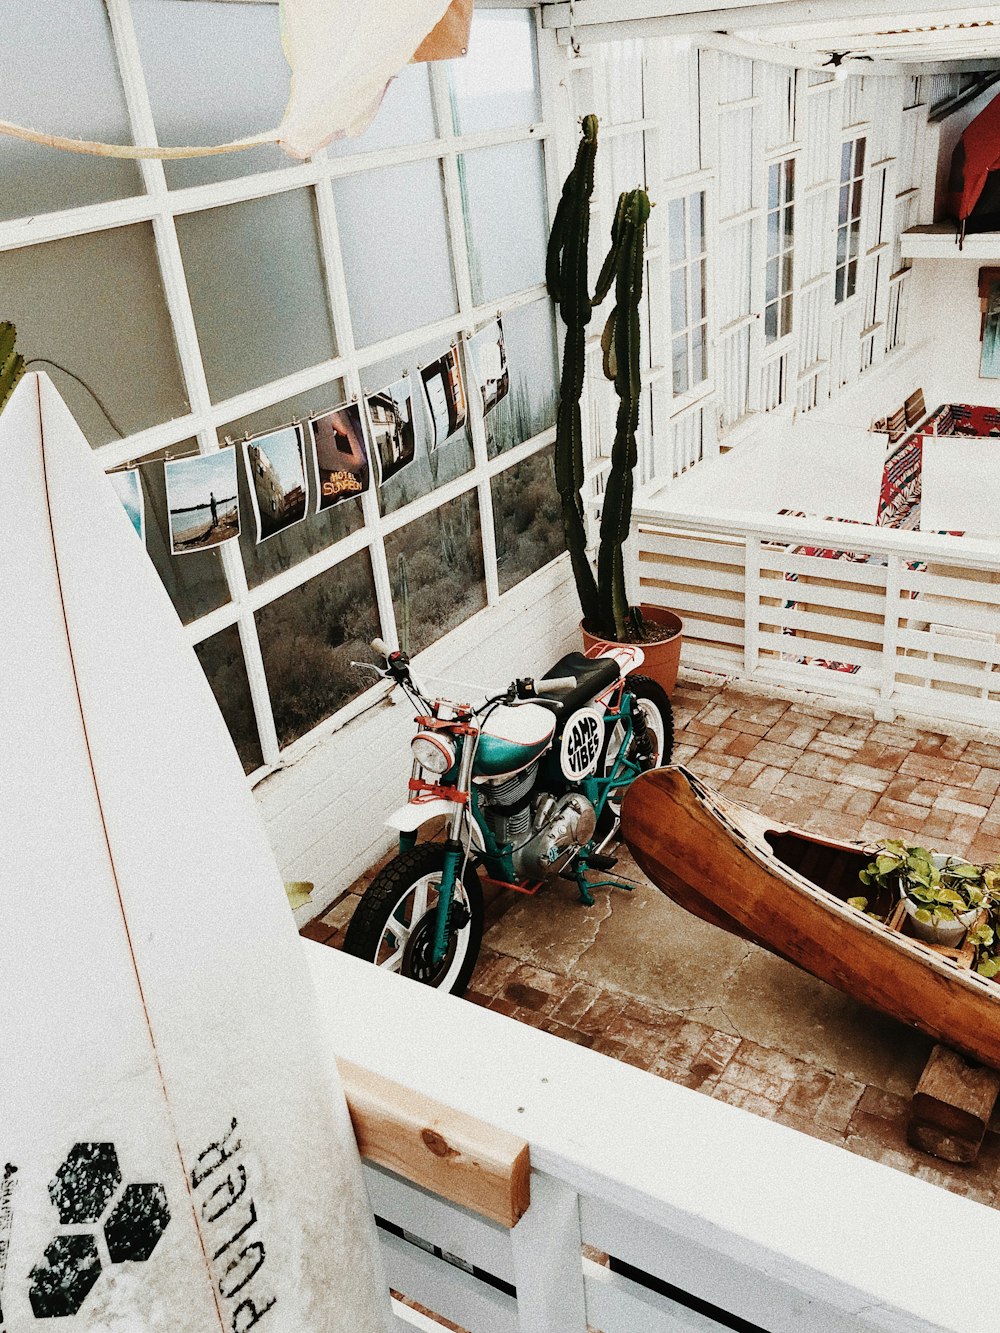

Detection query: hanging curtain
xmin=0 ymin=0 xmax=473 ymax=163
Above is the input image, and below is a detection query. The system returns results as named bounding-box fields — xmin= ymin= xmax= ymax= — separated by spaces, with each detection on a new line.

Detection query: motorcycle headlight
xmin=411 ymin=731 xmax=456 ymax=775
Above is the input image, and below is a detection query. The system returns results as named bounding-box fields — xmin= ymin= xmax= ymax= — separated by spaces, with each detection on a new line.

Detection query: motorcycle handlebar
xmin=515 ymin=675 xmax=576 ymax=698
xmin=371 ymin=637 xmax=390 ymax=658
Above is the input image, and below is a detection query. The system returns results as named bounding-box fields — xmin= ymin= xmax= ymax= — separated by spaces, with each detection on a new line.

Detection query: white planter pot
xmin=902 ymin=854 xmax=982 ymax=946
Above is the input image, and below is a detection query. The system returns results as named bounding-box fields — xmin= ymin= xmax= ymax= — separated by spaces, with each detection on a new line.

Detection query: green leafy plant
xmin=0 ymin=322 xmax=25 ymax=416
xmin=546 ymin=116 xmax=652 ymax=642
xmin=858 ymin=839 xmax=988 ymax=927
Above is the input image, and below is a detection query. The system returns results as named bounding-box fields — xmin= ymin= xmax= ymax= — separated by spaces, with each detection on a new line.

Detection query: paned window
xmin=667 ymin=191 xmax=708 ymax=395
xmin=835 ymin=137 xmax=865 ymax=304
xmin=765 ymin=158 xmax=794 ymax=343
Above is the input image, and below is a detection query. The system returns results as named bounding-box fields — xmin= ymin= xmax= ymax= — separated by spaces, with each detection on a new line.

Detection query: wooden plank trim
xmin=337 ymin=1057 xmax=531 ymax=1228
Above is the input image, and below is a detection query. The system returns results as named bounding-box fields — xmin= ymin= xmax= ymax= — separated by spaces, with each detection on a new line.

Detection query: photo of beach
xmin=108 ymin=467 xmax=145 ymax=542
xmin=165 ymin=449 xmax=240 ymax=555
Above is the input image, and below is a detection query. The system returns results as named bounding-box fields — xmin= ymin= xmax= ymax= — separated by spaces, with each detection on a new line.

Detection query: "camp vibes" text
xmin=192 ymin=1121 xmax=275 ymax=1331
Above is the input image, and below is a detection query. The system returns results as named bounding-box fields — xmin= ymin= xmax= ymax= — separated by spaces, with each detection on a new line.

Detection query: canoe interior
xmin=764 ymin=832 xmax=896 ymax=920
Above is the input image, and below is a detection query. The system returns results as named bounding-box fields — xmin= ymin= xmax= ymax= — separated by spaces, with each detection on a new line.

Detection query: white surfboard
xmin=0 ymin=374 xmax=391 ymax=1332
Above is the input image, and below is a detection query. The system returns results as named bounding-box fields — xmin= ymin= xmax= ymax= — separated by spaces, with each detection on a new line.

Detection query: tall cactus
xmin=547 ymin=117 xmax=651 ymax=641
xmin=546 ymin=115 xmax=600 ymax=630
xmin=596 ymin=188 xmax=650 ymax=641
xmin=0 ymin=322 xmax=25 ymax=417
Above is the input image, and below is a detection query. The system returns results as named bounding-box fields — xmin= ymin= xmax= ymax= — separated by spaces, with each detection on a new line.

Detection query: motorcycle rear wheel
xmin=596 ymin=674 xmax=674 ymax=837
xmin=342 ymin=843 xmax=484 ymax=996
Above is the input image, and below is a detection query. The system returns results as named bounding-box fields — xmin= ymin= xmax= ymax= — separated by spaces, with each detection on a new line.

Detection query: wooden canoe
xmin=621 ymin=765 xmax=1000 ymax=1071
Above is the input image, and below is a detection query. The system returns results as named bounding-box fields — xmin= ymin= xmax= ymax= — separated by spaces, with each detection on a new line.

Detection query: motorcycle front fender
xmin=385 ymin=798 xmax=460 ymax=833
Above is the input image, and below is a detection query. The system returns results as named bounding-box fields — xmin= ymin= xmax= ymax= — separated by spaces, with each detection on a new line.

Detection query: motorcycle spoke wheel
xmin=342 ymin=844 xmax=484 ymax=996
xmin=597 ymin=675 xmax=675 ymax=832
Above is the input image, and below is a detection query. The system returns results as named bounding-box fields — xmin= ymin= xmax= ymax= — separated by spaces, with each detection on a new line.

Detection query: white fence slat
xmin=580 ymin=1199 xmax=863 ymax=1333
xmin=640 ymin=586 xmax=745 ymax=619
xmin=896 ymin=627 xmax=997 ymax=661
xmin=378 ymin=1230 xmax=519 ymax=1333
xmin=392 ymin=1299 xmax=453 ymax=1331
xmin=758 ymin=550 xmax=889 ymax=587
xmin=744 ymin=535 xmax=761 ymax=675
xmin=902 ymin=596 xmax=1000 ymax=635
xmin=761 ymin=578 xmax=887 ymax=616
xmin=900 ymin=569 xmax=1000 ymax=602
xmin=676 ymin=617 xmax=746 ymax=647
xmin=895 ymin=654 xmax=999 ymax=692
xmin=509 ymin=1173 xmax=587 ymax=1332
xmin=638 ymin=558 xmax=746 ymax=594
xmin=365 ymin=1165 xmax=515 ymax=1282
xmin=583 ymin=1260 xmax=724 ymax=1333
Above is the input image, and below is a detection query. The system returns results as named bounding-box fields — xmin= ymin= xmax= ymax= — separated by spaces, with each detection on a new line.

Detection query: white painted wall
xmin=257 ymin=556 xmax=581 ymax=919
xmin=907 ymin=257 xmax=1000 ymax=406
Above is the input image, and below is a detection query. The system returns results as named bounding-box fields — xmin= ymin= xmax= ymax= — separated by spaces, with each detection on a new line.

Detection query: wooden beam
xmin=337 ymin=1057 xmax=531 ymax=1229
xmin=908 ymin=1044 xmax=1000 ymax=1164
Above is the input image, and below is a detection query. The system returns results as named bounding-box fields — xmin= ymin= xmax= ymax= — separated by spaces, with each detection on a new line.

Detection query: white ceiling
xmin=540 ymin=2 xmax=1000 ymax=75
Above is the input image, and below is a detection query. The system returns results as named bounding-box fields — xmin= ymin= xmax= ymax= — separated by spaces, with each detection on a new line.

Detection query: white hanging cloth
xmin=0 ymin=0 xmax=462 ymax=163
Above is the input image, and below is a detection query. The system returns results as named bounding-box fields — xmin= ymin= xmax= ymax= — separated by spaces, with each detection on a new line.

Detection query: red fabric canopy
xmin=948 ymin=90 xmax=1000 ymax=222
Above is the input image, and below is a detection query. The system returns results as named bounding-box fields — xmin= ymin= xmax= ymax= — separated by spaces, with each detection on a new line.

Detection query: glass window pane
xmin=133 ymin=0 xmax=290 ymax=190
xmin=851 ymin=182 xmax=863 ymax=221
xmin=334 ymin=158 xmax=457 ymax=348
xmin=331 ymin=63 xmax=436 ymax=156
xmin=764 ymin=302 xmax=778 ymax=342
xmin=176 ymin=191 xmax=336 ymax=403
xmin=448 ymin=11 xmax=540 ymax=134
xmin=384 ymin=491 xmax=486 ymax=658
xmin=608 ymin=134 xmax=646 ymax=206
xmin=226 ymin=381 xmax=370 ymax=590
xmin=1 ymin=224 xmax=188 ymax=447
xmin=692 ymin=325 xmax=707 ymax=385
xmin=689 ymin=192 xmax=705 ymax=254
xmin=667 ymin=198 xmax=687 ymax=265
xmin=767 ymin=163 xmax=780 ymax=210
xmin=785 ymin=157 xmax=796 ymax=201
xmin=671 ymin=267 xmax=688 ymax=332
xmin=484 ymin=299 xmax=558 ymax=460
xmin=781 ymin=294 xmax=794 ymax=337
xmin=838 ymin=185 xmax=850 ymax=225
xmin=672 ymin=336 xmax=689 ymax=395
xmin=0 ymin=0 xmax=142 ymax=221
xmin=835 ymin=268 xmax=845 ymax=304
xmin=847 ymin=259 xmax=858 ymax=296
xmin=256 ymin=549 xmax=381 ymax=747
xmin=836 ymin=227 xmax=848 ymax=266
xmin=194 ymin=624 xmax=263 ymax=774
xmin=691 ymin=261 xmax=706 ymax=323
xmin=782 ymin=252 xmax=794 ymax=293
xmin=840 ymin=141 xmax=852 ymax=182
xmin=767 ymin=210 xmax=780 ymax=258
xmin=784 ymin=201 xmax=795 ymax=249
xmin=119 ymin=443 xmax=231 ymax=624
xmin=460 ymin=140 xmax=548 ymax=306
xmin=855 ymin=137 xmax=866 ymax=176
xmin=362 ymin=338 xmax=473 ymax=517
xmin=765 ymin=257 xmax=779 ymax=304
xmin=491 ymin=445 xmax=563 ymax=595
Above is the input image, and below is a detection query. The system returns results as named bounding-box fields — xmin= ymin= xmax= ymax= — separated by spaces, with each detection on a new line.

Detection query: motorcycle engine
xmin=477 ymin=762 xmax=539 ymax=852
xmin=514 ymin=792 xmax=597 ymax=881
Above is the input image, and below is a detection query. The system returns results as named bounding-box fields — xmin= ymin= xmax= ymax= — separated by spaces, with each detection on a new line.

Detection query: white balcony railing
xmin=310 ymin=945 xmax=997 ymax=1333
xmin=631 ymin=506 xmax=1000 ymax=729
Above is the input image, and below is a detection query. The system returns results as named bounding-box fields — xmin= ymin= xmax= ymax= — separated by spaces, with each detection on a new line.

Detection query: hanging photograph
xmin=365 ymin=376 xmax=416 ymax=484
xmin=242 ymin=425 xmax=309 ymax=543
xmin=108 ymin=467 xmax=145 ymax=542
xmin=311 ymin=402 xmax=371 ymax=511
xmin=420 ymin=345 xmax=467 ymax=450
xmin=467 ymin=317 xmax=509 ymax=417
xmin=165 ymin=449 xmax=240 ymax=555
xmin=982 ymin=279 xmax=1000 ymax=378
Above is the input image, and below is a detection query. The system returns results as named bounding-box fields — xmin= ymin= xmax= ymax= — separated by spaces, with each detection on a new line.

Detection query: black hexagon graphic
xmin=28 ymin=1234 xmax=102 ymax=1318
xmin=49 ymin=1143 xmax=121 ymax=1224
xmin=104 ymin=1183 xmax=170 ymax=1263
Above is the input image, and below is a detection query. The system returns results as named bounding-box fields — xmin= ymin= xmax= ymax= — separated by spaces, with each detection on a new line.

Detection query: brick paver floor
xmin=305 ymin=668 xmax=1000 ymax=1208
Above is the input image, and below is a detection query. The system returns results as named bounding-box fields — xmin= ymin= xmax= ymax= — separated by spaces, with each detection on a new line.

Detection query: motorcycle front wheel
xmin=597 ymin=674 xmax=675 ymax=837
xmin=341 ymin=843 xmax=484 ymax=996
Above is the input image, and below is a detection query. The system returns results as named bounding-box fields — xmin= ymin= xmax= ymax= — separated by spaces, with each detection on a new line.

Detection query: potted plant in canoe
xmin=854 ymin=839 xmax=998 ymax=948
xmin=546 ymin=114 xmax=683 ymax=695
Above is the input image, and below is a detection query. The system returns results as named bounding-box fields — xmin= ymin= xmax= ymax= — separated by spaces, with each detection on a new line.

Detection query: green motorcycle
xmin=343 ymin=638 xmax=673 ymax=994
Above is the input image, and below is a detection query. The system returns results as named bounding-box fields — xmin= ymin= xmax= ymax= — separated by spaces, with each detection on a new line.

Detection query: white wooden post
xmin=509 ymin=1173 xmax=588 ymax=1332
xmin=744 ymin=533 xmax=762 ymax=677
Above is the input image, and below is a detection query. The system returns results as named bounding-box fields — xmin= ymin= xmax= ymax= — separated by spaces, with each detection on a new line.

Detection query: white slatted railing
xmin=310 ymin=948 xmax=996 ymax=1333
xmin=634 ymin=510 xmax=1000 ymax=727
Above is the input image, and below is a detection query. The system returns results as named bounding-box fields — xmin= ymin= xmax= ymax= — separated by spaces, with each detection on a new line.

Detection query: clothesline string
xmin=0 ymin=120 xmax=279 ymax=160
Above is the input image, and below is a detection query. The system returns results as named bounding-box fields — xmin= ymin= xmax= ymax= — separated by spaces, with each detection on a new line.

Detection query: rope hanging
xmin=0 ymin=119 xmax=280 ymax=161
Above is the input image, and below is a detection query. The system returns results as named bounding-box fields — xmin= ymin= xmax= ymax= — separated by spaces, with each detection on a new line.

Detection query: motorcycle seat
xmin=536 ymin=651 xmax=621 ymax=715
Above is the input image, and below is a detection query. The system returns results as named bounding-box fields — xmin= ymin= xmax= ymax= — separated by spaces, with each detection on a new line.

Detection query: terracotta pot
xmin=580 ymin=603 xmax=684 ymax=696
